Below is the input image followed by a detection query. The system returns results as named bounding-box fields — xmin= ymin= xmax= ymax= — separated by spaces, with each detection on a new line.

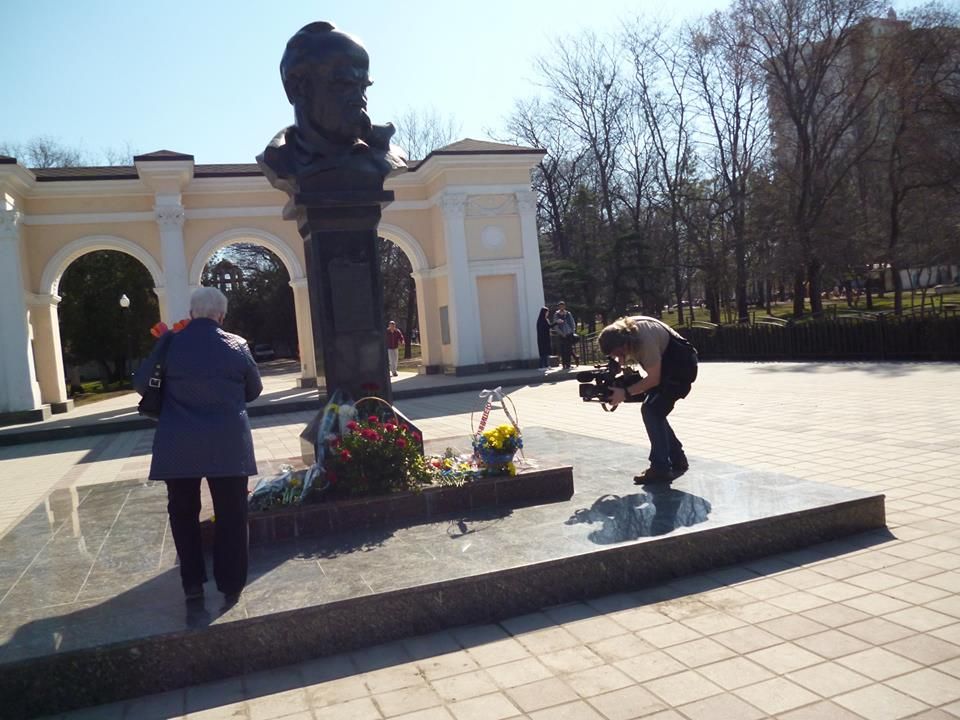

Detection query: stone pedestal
xmin=290 ymin=189 xmax=394 ymax=403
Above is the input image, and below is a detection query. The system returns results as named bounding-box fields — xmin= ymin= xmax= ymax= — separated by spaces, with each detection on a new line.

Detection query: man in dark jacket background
xmin=135 ymin=287 xmax=263 ymax=604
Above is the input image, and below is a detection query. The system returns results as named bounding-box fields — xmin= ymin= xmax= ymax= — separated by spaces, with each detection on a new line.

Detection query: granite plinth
xmin=204 ymin=464 xmax=574 ymax=547
xmin=0 ymin=427 xmax=885 ymax=718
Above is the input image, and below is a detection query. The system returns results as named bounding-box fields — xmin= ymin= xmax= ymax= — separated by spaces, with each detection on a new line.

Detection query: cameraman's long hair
xmin=597 ymin=316 xmax=644 ymax=360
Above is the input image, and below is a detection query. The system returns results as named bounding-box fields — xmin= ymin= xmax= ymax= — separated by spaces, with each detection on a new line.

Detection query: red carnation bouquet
xmin=323 ymin=412 xmax=428 ymax=497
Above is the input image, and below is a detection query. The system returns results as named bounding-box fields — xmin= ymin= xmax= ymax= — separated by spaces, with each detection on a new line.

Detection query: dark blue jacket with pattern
xmin=134 ymin=318 xmax=263 ymax=480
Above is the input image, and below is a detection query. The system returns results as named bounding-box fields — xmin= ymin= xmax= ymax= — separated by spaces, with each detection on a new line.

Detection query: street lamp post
xmin=119 ymin=294 xmax=132 ymax=385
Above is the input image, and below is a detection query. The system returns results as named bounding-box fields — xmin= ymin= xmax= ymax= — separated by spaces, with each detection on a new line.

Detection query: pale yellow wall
xmin=22 ymin=222 xmax=162 ymax=292
xmin=477 ymin=274 xmax=520 ymax=362
xmin=388 ymin=184 xmax=429 ymax=202
xmin=428 ymin=207 xmax=447 ymax=268
xmin=25 ymin=195 xmax=155 ymax=215
xmin=465 ymin=216 xmax=522 ymax=261
xmin=18 ymin=234 xmax=32 ymax=293
xmin=182 ymin=190 xmax=285 ymax=209
xmin=381 ymin=208 xmax=440 ymax=268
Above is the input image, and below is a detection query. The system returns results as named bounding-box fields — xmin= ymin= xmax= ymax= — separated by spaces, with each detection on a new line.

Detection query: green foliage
xmin=57 ymin=251 xmax=159 ymax=380
xmin=202 ymin=244 xmax=297 ymax=354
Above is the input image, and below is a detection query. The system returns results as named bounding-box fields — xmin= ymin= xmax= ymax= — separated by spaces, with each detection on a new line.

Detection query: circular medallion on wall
xmin=481 ymin=225 xmax=506 ymax=250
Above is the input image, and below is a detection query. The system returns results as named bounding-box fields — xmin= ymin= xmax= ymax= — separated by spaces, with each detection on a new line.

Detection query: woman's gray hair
xmin=190 ymin=286 xmax=228 ymax=320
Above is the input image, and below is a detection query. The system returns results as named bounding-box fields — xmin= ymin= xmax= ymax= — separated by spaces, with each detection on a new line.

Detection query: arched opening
xmin=56 ymin=250 xmax=160 ymax=399
xmin=379 ymin=237 xmax=423 ymax=375
xmin=200 ymin=243 xmax=298 ymax=367
xmin=378 ymin=223 xmax=430 ymax=375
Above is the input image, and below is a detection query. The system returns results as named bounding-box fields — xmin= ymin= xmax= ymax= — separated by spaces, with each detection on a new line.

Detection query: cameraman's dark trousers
xmin=641 ymin=336 xmax=698 ymax=474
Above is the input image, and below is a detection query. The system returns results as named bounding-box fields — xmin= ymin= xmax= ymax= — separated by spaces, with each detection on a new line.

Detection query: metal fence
xmin=573 ymin=315 xmax=960 ymax=363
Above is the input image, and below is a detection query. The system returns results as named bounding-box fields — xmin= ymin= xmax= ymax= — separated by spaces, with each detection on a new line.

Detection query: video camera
xmin=577 ymin=356 xmax=645 ymax=411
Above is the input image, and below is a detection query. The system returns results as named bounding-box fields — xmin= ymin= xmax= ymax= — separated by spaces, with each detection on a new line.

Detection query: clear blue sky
xmin=1 ymin=0 xmax=920 ymax=165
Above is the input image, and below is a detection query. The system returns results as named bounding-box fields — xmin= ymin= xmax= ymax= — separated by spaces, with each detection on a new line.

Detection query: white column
xmin=517 ymin=189 xmax=545 ymax=360
xmin=0 ymin=205 xmax=42 ymax=413
xmin=155 ymin=198 xmax=190 ymax=323
xmin=289 ymin=279 xmax=318 ymax=387
xmin=440 ymin=193 xmax=483 ymax=367
xmin=27 ymin=293 xmax=70 ymax=408
xmin=410 ymin=269 xmax=436 ymax=367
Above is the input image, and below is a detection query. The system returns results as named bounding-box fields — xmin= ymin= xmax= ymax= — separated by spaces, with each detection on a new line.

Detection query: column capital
xmin=439 ymin=193 xmax=468 ymax=218
xmin=26 ymin=292 xmax=61 ymax=306
xmin=516 ymin=189 xmax=538 ymax=213
xmin=155 ymin=204 xmax=185 ymax=230
xmin=0 ymin=208 xmax=23 ymax=240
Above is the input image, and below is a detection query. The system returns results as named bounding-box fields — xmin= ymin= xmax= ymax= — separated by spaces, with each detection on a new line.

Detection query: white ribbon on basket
xmin=476 ymin=386 xmax=520 ymax=435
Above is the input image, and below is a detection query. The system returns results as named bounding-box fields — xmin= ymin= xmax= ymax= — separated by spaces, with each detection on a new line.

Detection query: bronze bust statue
xmin=257 ymin=21 xmax=406 ymax=196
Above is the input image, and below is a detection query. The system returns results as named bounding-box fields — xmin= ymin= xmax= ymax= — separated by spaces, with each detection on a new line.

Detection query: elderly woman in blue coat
xmin=135 ymin=286 xmax=263 ymax=603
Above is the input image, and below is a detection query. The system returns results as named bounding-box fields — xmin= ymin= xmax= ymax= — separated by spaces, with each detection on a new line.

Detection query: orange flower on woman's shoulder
xmin=150 ymin=318 xmax=191 ymax=338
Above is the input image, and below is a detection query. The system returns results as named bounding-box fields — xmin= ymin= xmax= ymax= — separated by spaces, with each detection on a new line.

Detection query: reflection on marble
xmin=565 ymin=488 xmax=712 ymax=543
xmin=0 ymin=427 xmax=885 ymax=719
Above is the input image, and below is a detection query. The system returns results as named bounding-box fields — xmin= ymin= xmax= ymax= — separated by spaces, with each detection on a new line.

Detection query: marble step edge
xmin=0 ymin=492 xmax=885 ymax=719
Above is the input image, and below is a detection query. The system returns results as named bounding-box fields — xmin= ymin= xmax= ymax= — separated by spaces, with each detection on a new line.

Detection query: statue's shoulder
xmin=257 ymin=126 xmax=298 ymax=187
xmin=366 ymin=123 xmax=407 ymax=171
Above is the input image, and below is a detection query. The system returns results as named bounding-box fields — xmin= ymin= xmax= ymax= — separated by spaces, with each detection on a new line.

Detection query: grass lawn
xmin=71 ymin=380 xmax=135 ymax=407
xmin=660 ymin=290 xmax=960 ymax=328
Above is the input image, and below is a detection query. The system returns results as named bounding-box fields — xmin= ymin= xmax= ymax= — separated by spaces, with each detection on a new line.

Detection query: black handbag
xmin=138 ymin=333 xmax=174 ymax=420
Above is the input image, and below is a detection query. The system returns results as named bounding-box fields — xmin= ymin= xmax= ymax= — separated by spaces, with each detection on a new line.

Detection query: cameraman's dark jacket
xmin=660 ymin=334 xmax=698 ymax=398
xmin=629 ymin=316 xmax=698 ymax=399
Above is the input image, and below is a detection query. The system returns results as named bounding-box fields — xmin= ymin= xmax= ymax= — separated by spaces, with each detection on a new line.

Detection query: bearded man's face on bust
xmin=302 ymin=42 xmax=373 ymax=145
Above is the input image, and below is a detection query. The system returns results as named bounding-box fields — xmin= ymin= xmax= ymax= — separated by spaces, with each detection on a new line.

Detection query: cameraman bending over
xmin=598 ymin=316 xmax=698 ymax=484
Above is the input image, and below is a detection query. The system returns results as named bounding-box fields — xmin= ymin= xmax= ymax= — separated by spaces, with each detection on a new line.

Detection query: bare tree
xmin=537 ymin=31 xmax=628 ymax=231
xmin=392 ymin=107 xmax=461 ymax=161
xmin=0 ymin=136 xmax=88 ymax=167
xmin=739 ymin=0 xmax=885 ymax=315
xmin=506 ymin=97 xmax=588 ymax=260
xmin=1 ymin=136 xmax=139 ymax=168
xmin=624 ymin=20 xmax=700 ymax=324
xmin=687 ymin=10 xmax=769 ymax=322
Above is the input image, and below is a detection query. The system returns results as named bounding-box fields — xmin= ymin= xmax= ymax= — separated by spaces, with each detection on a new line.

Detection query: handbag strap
xmin=146 ymin=332 xmax=175 ymax=389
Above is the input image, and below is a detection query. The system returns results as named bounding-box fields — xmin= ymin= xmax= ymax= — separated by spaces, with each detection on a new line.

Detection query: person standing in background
xmin=386 ymin=320 xmax=404 ymax=377
xmin=536 ymin=306 xmax=552 ymax=368
xmin=552 ymin=301 xmax=577 ymax=369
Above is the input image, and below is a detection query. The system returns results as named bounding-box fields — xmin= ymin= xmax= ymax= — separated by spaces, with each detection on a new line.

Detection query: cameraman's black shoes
xmin=672 ymin=457 xmax=689 ymax=476
xmin=634 ymin=467 xmax=673 ymax=484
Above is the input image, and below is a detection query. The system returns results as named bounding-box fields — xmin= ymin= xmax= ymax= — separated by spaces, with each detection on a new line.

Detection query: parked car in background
xmin=252 ymin=343 xmax=275 ymax=362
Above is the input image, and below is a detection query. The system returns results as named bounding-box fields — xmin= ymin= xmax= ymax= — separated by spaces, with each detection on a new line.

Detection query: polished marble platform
xmin=0 ymin=428 xmax=885 ymax=718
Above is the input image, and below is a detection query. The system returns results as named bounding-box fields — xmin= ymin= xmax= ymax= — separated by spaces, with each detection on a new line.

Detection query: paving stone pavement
xmin=4 ymin=361 xmax=960 ymax=719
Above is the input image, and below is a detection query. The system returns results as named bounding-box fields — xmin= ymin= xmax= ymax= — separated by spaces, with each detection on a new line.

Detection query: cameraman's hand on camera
xmin=608 ymin=386 xmax=627 ymax=408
